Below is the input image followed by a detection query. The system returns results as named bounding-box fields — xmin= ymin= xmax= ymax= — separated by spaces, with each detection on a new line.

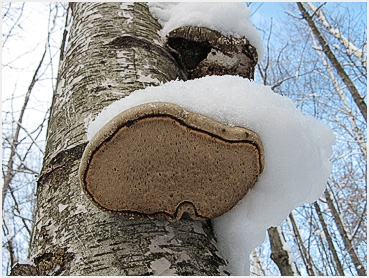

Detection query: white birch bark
xmin=27 ymin=3 xmax=228 ymax=275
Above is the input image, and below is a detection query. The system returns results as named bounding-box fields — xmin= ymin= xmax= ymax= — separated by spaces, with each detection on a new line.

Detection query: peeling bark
xmin=28 ymin=2 xmax=228 ymax=275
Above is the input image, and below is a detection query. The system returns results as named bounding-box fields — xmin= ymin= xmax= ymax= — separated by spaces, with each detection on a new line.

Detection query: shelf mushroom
xmin=79 ymin=102 xmax=264 ymax=222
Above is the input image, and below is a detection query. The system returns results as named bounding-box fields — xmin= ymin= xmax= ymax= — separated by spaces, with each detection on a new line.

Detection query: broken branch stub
xmin=79 ymin=102 xmax=264 ymax=222
xmin=166 ymin=26 xmax=258 ymax=80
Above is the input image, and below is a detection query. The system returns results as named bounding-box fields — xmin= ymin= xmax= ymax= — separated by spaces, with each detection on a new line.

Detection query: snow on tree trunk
xmin=27 ymin=3 xmax=228 ymax=275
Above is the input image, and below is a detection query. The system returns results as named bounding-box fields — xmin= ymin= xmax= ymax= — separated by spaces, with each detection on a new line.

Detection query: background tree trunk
xmin=268 ymin=226 xmax=297 ymax=276
xmin=288 ymin=212 xmax=317 ymax=276
xmin=297 ymin=2 xmax=367 ymax=121
xmin=28 ymin=3 xmax=228 ymax=275
xmin=313 ymin=201 xmax=345 ymax=276
xmin=324 ymin=190 xmax=366 ymax=276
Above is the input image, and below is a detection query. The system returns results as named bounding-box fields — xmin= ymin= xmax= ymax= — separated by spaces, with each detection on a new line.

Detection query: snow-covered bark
xmin=268 ymin=226 xmax=298 ymax=276
xmin=27 ymin=3 xmax=228 ymax=275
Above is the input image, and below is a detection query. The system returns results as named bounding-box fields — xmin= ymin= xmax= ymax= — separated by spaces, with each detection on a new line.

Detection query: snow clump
xmin=147 ymin=2 xmax=264 ymax=60
xmin=87 ymin=75 xmax=335 ymax=275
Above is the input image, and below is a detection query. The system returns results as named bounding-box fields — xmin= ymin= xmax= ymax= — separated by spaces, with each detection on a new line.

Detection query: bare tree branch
xmin=307 ymin=2 xmax=366 ymax=70
xmin=297 ymin=2 xmax=367 ymax=121
xmin=324 ymin=188 xmax=367 ymax=276
xmin=2 ymin=46 xmax=47 ymax=209
xmin=313 ymin=200 xmax=345 ymax=275
xmin=2 ymin=2 xmax=25 ymax=48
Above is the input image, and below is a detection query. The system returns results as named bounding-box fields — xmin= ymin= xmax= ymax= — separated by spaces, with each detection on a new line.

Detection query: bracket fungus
xmin=79 ymin=102 xmax=264 ymax=222
xmin=166 ymin=26 xmax=258 ymax=79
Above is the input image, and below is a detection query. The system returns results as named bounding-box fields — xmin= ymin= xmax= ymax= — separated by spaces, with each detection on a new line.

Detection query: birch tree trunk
xmin=25 ymin=3 xmax=229 ymax=275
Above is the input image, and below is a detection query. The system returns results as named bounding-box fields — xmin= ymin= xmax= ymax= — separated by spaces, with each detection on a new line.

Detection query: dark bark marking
xmin=10 ymin=263 xmax=38 ymax=276
xmin=11 ymin=247 xmax=75 ymax=276
xmin=38 ymin=142 xmax=87 ymax=185
xmin=34 ymin=248 xmax=74 ymax=276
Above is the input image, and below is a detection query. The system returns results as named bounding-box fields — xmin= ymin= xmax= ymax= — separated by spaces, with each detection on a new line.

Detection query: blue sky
xmin=250 ymin=2 xmax=367 ymax=24
xmin=251 ymin=2 xmax=285 ymax=20
xmin=249 ymin=2 xmax=287 ymax=34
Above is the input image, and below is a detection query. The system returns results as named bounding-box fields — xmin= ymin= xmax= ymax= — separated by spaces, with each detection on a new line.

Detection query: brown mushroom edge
xmin=79 ymin=102 xmax=264 ymax=222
